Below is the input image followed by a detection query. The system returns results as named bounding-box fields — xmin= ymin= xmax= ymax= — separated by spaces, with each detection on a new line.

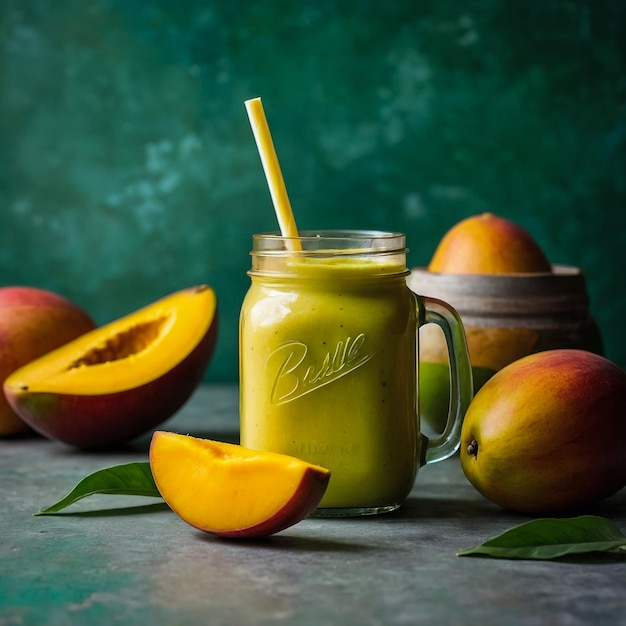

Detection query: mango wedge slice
xmin=149 ymin=432 xmax=331 ymax=538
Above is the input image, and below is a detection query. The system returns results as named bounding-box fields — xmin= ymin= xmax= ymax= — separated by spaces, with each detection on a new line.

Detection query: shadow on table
xmin=132 ymin=427 xmax=240 ymax=450
xmin=389 ymin=494 xmax=505 ymax=521
xmin=196 ymin=517 xmax=412 ymax=554
xmin=48 ymin=427 xmax=240 ymax=457
xmin=393 ymin=487 xmax=626 ymax=523
xmin=42 ymin=502 xmax=172 ymax=517
xmin=202 ymin=532 xmax=382 ymax=554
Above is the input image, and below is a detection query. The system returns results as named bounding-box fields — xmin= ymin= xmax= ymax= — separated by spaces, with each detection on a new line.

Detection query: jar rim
xmin=252 ymin=230 xmax=407 ymax=255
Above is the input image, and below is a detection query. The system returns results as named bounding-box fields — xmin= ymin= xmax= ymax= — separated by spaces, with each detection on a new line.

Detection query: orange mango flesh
xmin=149 ymin=432 xmax=331 ymax=538
xmin=4 ymin=285 xmax=216 ymax=395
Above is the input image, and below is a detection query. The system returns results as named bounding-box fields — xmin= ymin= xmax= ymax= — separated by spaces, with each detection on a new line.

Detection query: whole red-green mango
xmin=0 ymin=287 xmax=96 ymax=437
xmin=460 ymin=349 xmax=626 ymax=514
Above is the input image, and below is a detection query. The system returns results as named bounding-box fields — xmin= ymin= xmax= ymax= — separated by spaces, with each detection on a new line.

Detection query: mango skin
xmin=4 ymin=317 xmax=217 ymax=449
xmin=428 ymin=213 xmax=551 ymax=275
xmin=460 ymin=349 xmax=626 ymax=514
xmin=0 ymin=287 xmax=96 ymax=437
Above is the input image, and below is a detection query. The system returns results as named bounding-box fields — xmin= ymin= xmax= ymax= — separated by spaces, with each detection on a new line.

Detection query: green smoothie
xmin=239 ymin=256 xmax=421 ymax=513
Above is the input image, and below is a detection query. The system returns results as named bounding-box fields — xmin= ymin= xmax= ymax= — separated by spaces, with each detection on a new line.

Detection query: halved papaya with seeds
xmin=3 ymin=285 xmax=218 ymax=448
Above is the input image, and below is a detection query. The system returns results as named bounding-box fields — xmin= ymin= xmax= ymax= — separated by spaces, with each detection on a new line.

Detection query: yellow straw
xmin=245 ymin=97 xmax=301 ymax=249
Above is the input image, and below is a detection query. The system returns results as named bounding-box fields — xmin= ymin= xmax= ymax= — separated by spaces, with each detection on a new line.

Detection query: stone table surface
xmin=1 ymin=385 xmax=625 ymax=626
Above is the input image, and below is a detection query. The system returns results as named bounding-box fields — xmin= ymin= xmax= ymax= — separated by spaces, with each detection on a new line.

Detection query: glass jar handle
xmin=417 ymin=295 xmax=473 ymax=465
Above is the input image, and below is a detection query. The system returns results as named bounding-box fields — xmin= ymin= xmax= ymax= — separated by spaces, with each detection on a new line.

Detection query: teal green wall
xmin=1 ymin=0 xmax=625 ymax=381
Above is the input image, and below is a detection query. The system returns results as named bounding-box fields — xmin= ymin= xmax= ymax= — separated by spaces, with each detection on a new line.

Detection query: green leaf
xmin=35 ymin=462 xmax=162 ymax=515
xmin=457 ymin=515 xmax=626 ymax=560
